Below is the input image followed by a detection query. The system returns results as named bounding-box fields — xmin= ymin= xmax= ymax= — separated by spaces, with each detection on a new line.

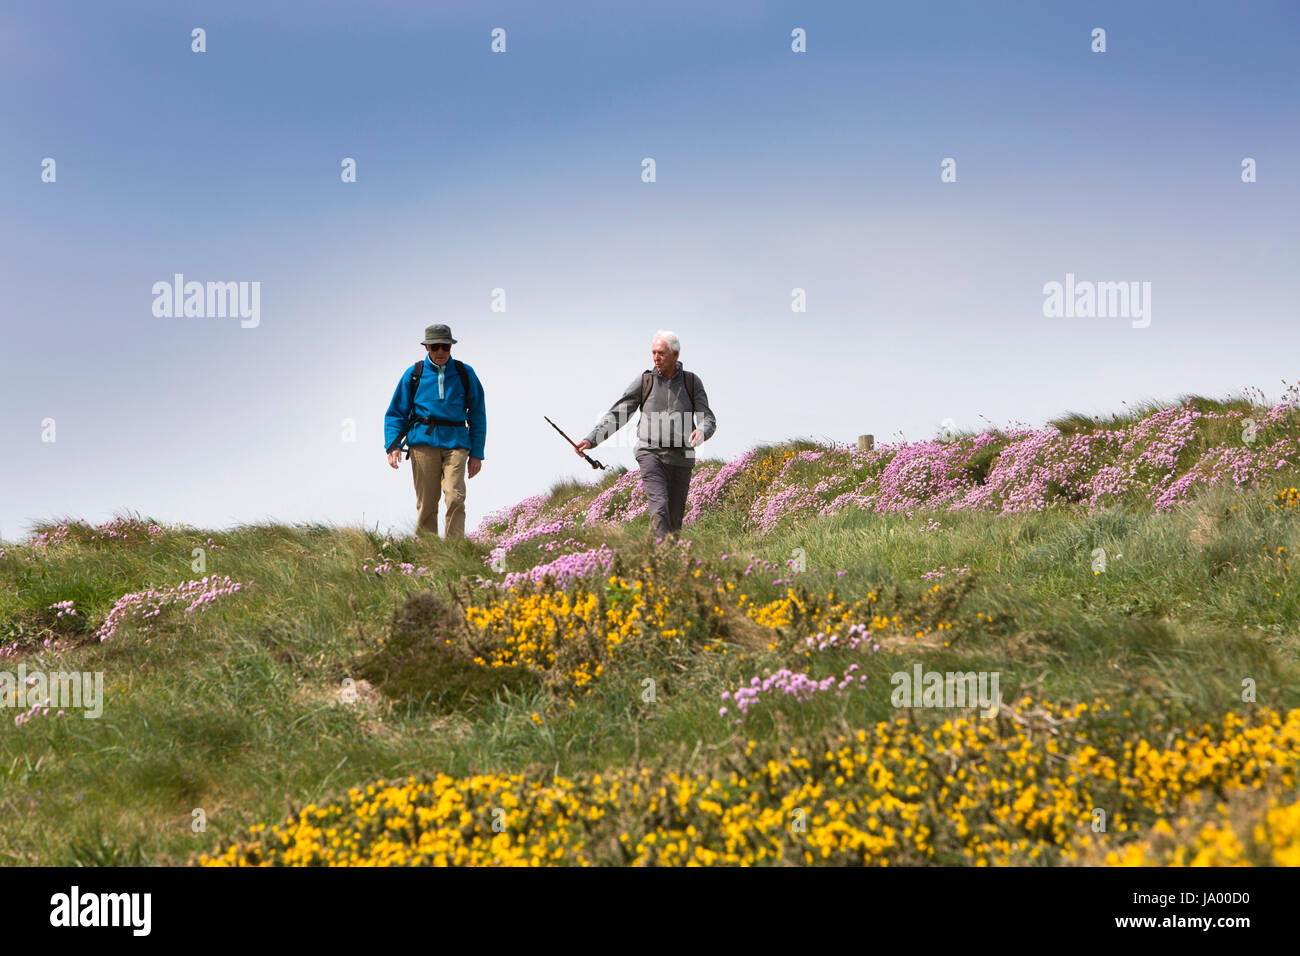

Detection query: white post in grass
xmin=857 ymin=434 xmax=874 ymax=452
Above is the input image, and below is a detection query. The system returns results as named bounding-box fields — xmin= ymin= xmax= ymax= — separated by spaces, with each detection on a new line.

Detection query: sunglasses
xmin=425 ymin=343 xmax=451 ymax=352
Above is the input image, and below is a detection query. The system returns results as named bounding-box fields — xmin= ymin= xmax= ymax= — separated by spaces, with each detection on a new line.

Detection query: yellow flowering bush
xmin=450 ymin=554 xmax=992 ymax=697
xmin=462 ymin=574 xmax=705 ymax=693
xmin=1098 ymin=786 xmax=1300 ymax=866
xmin=200 ymin=700 xmax=1300 ymax=867
xmin=454 ymin=543 xmax=741 ymax=695
xmin=743 ymin=574 xmax=989 ymax=653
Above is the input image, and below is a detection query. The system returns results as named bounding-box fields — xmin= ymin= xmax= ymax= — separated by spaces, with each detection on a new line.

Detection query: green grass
xmin=1 ymin=445 xmax=1298 ymax=865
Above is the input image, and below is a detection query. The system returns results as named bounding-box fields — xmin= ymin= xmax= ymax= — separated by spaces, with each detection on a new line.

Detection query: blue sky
xmin=2 ymin=0 xmax=1297 ymax=542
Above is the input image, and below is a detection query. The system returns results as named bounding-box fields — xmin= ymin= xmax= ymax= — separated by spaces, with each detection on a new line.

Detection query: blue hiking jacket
xmin=384 ymin=357 xmax=487 ymax=460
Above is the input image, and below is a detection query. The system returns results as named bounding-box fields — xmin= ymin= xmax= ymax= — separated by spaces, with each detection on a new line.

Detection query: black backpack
xmin=395 ymin=359 xmax=472 ymax=455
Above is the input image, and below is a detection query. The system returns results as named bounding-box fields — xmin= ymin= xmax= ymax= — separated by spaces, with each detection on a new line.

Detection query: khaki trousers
xmin=410 ymin=445 xmax=468 ymax=539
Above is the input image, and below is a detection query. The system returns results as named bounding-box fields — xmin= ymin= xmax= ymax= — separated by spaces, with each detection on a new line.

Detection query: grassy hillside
xmin=3 ymin=388 xmax=1300 ymax=865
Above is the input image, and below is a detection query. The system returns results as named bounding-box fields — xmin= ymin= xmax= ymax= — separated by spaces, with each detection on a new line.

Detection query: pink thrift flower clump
xmin=804 ymin=397 xmax=1300 ymax=527
xmin=27 ymin=524 xmax=72 ymax=556
xmin=90 ymin=516 xmax=166 ymax=542
xmin=731 ymin=553 xmax=780 ymax=577
xmin=470 ymin=493 xmax=551 ymax=544
xmin=13 ymin=695 xmax=66 ymax=728
xmin=499 ymin=545 xmax=615 ymax=591
xmin=363 ymin=561 xmax=427 ymax=576
xmin=921 ymin=566 xmax=969 ymax=582
xmin=17 ymin=518 xmax=170 ymax=564
xmin=805 ymin=622 xmax=881 ymax=653
xmin=682 ymin=454 xmax=756 ymax=525
xmin=95 ymin=575 xmax=249 ymax=643
xmin=721 ymin=664 xmax=869 ymax=720
xmin=538 ymin=536 xmax=587 ymax=554
xmin=473 ymin=493 xmax=586 ymax=553
xmin=12 ymin=676 xmax=71 ymax=728
xmin=494 ymin=519 xmax=577 ymax=561
xmin=584 ymin=470 xmax=649 ymax=527
xmin=468 ymin=391 xmax=1300 ymax=548
xmin=48 ymin=600 xmax=78 ymax=618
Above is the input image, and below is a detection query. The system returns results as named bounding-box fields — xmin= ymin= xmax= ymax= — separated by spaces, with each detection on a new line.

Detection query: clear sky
xmin=2 ymin=0 xmax=1297 ymax=543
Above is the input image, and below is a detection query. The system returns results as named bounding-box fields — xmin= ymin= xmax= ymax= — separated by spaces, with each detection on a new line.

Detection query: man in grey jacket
xmin=575 ymin=331 xmax=717 ymax=537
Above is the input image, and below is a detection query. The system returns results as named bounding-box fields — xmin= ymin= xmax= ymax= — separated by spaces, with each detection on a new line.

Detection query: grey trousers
xmin=636 ymin=453 xmax=695 ymax=536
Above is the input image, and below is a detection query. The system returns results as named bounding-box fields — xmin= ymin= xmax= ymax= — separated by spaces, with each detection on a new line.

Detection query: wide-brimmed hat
xmin=420 ymin=324 xmax=458 ymax=345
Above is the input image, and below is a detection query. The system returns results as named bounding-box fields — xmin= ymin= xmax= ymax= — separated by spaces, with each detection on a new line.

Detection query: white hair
xmin=652 ymin=330 xmax=680 ymax=355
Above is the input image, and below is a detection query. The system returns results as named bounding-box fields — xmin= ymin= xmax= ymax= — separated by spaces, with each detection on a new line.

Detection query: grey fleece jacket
xmin=583 ymin=361 xmax=717 ymax=467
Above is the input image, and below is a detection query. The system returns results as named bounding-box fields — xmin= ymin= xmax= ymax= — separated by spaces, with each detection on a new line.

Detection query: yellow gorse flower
xmin=201 ymin=701 xmax=1300 ymax=867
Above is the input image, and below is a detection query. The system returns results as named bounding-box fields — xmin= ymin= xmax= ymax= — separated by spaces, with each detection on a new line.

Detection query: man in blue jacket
xmin=384 ymin=324 xmax=486 ymax=540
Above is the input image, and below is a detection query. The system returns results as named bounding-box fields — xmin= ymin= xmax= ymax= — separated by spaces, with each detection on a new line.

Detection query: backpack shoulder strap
xmin=408 ymin=361 xmax=424 ymax=404
xmin=395 ymin=361 xmax=425 ymax=453
xmin=453 ymin=359 xmax=471 ymax=413
xmin=639 ymin=370 xmax=653 ymax=411
xmin=684 ymin=371 xmax=697 ymax=412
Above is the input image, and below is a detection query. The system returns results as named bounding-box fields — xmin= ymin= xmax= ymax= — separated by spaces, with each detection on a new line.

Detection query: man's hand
xmin=574 ymin=439 xmax=593 ymax=456
xmin=468 ymin=456 xmax=482 ymax=479
xmin=689 ymin=429 xmax=703 ymax=447
xmin=387 ymin=449 xmax=403 ymax=469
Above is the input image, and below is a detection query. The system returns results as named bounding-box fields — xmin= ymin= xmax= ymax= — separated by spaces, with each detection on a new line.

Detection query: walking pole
xmin=544 ymin=416 xmax=606 ymax=470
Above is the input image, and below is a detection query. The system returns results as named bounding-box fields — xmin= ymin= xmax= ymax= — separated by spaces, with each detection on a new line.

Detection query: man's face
xmin=651 ymin=339 xmax=675 ymax=374
xmin=426 ymin=343 xmax=451 ymax=366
